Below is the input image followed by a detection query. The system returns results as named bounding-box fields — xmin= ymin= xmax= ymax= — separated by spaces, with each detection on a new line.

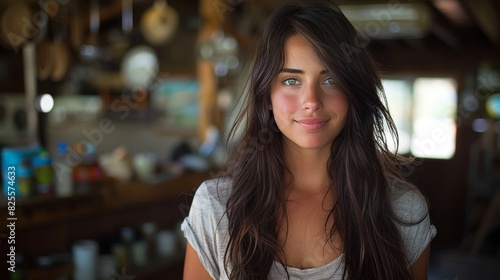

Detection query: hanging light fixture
xmin=35 ymin=93 xmax=54 ymax=113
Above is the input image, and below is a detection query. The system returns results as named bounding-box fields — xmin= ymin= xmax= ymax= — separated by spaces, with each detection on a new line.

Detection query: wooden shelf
xmin=0 ymin=171 xmax=214 ymax=280
xmin=0 ymin=171 xmax=213 ymax=230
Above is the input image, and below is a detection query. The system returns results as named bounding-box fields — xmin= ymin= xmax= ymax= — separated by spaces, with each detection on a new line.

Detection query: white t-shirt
xmin=181 ymin=178 xmax=437 ymax=279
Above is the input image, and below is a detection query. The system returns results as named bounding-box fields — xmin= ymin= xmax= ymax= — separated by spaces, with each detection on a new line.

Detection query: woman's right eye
xmin=283 ymin=78 xmax=300 ymax=86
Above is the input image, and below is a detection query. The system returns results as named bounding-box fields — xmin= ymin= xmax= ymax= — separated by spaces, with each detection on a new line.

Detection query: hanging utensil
xmin=122 ymin=0 xmax=133 ymax=35
xmin=51 ymin=6 xmax=71 ymax=82
xmin=107 ymin=0 xmax=133 ymax=60
xmin=0 ymin=1 xmax=36 ymax=50
xmin=140 ymin=0 xmax=179 ymax=46
xmin=80 ymin=0 xmax=104 ymax=61
xmin=36 ymin=38 xmax=54 ymax=81
xmin=30 ymin=0 xmax=48 ymax=45
xmin=51 ymin=37 xmax=70 ymax=82
xmin=70 ymin=0 xmax=85 ymax=52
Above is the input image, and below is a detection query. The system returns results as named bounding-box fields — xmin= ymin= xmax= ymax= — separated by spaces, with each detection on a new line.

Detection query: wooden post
xmin=197 ymin=0 xmax=223 ymax=141
xmin=23 ymin=42 xmax=38 ymax=144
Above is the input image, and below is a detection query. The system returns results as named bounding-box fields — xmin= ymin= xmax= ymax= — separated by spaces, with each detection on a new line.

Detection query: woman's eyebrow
xmin=280 ymin=68 xmax=303 ymax=74
xmin=279 ymin=68 xmax=329 ymax=74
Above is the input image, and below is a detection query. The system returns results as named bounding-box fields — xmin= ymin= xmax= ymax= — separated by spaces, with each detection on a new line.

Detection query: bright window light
xmin=411 ymin=78 xmax=457 ymax=159
xmin=382 ymin=79 xmax=412 ymax=154
xmin=382 ymin=77 xmax=457 ymax=159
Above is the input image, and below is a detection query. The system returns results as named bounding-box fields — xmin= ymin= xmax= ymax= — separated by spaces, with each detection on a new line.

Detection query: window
xmin=382 ymin=79 xmax=412 ymax=154
xmin=382 ymin=77 xmax=457 ymax=159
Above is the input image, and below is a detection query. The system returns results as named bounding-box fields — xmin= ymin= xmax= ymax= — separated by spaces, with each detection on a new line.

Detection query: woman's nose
xmin=302 ymin=84 xmax=323 ymax=111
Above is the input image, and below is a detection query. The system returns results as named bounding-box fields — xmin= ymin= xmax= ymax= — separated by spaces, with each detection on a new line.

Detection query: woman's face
xmin=270 ymin=34 xmax=349 ymax=152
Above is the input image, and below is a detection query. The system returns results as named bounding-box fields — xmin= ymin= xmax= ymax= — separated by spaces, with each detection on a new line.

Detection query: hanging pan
xmin=140 ymin=0 xmax=179 ymax=46
xmin=0 ymin=0 xmax=40 ymax=50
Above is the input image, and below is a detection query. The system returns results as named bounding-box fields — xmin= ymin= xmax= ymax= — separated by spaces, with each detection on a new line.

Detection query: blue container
xmin=1 ymin=144 xmax=40 ymax=198
xmin=33 ymin=149 xmax=54 ymax=195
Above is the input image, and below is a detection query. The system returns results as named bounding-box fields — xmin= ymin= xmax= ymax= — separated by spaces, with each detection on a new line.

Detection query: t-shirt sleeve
xmin=393 ymin=188 xmax=437 ymax=265
xmin=181 ymin=181 xmax=222 ymax=279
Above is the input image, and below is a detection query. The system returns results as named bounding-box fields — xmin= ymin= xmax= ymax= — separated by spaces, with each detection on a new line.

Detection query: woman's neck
xmin=283 ymin=144 xmax=332 ymax=194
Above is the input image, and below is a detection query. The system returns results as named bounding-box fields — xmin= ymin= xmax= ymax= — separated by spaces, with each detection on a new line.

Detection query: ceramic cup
xmin=133 ymin=152 xmax=157 ymax=181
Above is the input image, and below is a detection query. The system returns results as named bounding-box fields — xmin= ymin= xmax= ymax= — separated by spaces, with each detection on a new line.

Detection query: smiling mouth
xmin=295 ymin=119 xmax=329 ymax=130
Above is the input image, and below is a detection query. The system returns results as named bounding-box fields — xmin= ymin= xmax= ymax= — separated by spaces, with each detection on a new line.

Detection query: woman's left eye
xmin=283 ymin=78 xmax=300 ymax=86
xmin=323 ymin=77 xmax=335 ymax=85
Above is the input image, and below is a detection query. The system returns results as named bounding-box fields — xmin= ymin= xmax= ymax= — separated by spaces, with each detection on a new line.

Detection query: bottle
xmin=120 ymin=227 xmax=135 ymax=267
xmin=72 ymin=143 xmax=90 ymax=194
xmin=52 ymin=142 xmax=74 ymax=197
xmin=85 ymin=143 xmax=104 ymax=187
xmin=72 ymin=143 xmax=103 ymax=193
xmin=141 ymin=222 xmax=157 ymax=260
xmin=33 ymin=148 xmax=54 ymax=196
xmin=2 ymin=144 xmax=38 ymax=199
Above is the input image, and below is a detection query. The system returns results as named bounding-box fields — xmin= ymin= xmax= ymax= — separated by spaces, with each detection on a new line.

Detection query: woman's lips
xmin=295 ymin=119 xmax=329 ymax=130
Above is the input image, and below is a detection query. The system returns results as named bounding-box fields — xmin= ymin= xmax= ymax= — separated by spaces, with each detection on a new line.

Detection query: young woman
xmin=182 ymin=1 xmax=436 ymax=279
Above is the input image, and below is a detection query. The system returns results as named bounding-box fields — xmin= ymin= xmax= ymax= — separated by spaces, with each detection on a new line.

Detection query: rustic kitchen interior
xmin=1 ymin=0 xmax=500 ymax=279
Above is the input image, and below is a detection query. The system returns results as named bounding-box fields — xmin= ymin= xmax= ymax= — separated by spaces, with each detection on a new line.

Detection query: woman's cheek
xmin=272 ymin=91 xmax=298 ymax=114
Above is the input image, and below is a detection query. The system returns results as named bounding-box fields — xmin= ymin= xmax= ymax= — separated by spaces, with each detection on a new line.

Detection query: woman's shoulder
xmin=185 ymin=177 xmax=232 ymax=230
xmin=388 ymin=178 xmax=437 ymax=264
xmin=389 ymin=179 xmax=429 ymax=223
xmin=193 ymin=177 xmax=232 ymax=207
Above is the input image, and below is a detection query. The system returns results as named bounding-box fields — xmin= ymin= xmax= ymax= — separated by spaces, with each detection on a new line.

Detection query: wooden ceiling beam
xmin=432 ymin=0 xmax=471 ymax=26
xmin=429 ymin=22 xmax=462 ymax=50
xmin=462 ymin=0 xmax=500 ymax=46
xmin=428 ymin=1 xmax=464 ymax=50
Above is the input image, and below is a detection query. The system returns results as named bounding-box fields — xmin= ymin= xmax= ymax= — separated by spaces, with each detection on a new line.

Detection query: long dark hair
xmin=223 ymin=0 xmax=416 ymax=279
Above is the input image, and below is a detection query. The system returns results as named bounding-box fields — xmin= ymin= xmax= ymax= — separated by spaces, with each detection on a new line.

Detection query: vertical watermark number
xmin=6 ymin=166 xmax=17 ymax=273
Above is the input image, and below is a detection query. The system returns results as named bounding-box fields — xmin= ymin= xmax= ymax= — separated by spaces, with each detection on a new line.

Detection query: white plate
xmin=120 ymin=45 xmax=159 ymax=89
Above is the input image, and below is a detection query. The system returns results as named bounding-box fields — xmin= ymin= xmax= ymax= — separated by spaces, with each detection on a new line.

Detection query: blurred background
xmin=0 ymin=0 xmax=499 ymax=279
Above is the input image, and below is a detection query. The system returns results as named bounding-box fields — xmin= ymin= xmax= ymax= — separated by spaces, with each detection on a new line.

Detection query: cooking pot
xmin=140 ymin=0 xmax=179 ymax=46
